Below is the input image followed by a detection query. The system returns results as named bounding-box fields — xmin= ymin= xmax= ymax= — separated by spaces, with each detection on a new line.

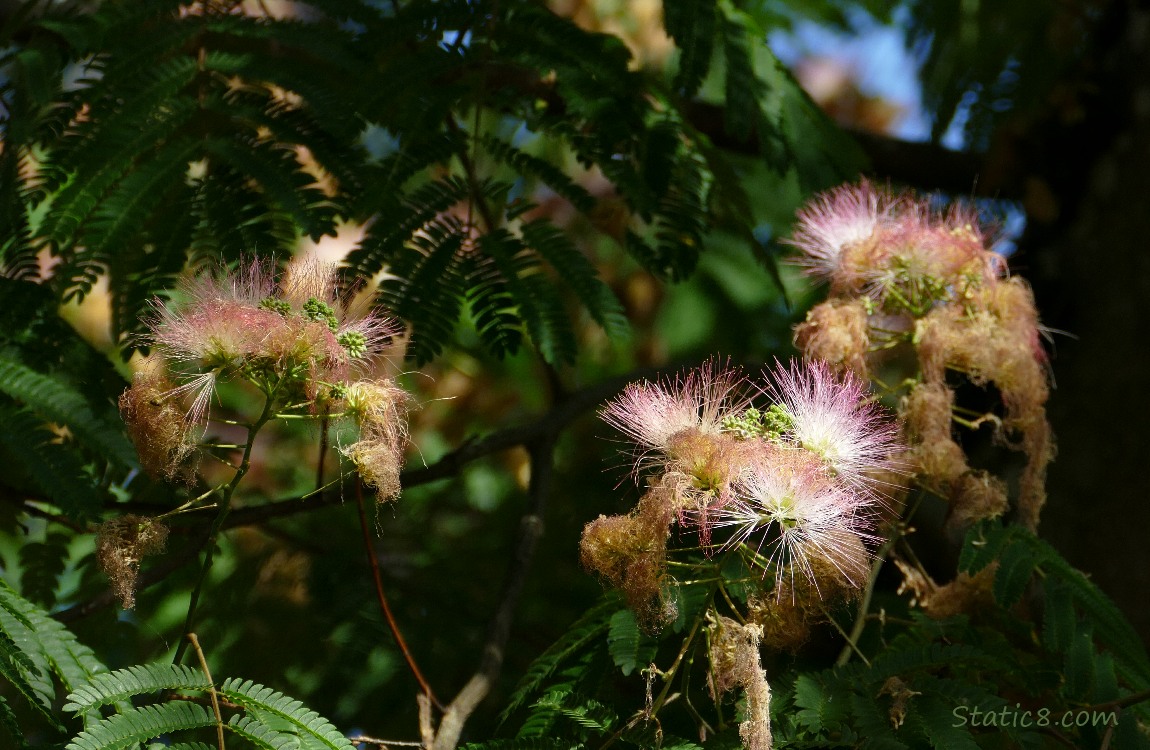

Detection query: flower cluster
xmin=581 ymin=358 xmax=902 ymax=632
xmin=119 ymin=257 xmax=407 ymax=487
xmin=788 ymin=181 xmax=1053 ymax=530
xmin=338 ymin=379 xmax=411 ymax=502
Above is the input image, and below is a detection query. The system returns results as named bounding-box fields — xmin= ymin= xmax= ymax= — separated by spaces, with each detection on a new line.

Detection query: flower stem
xmin=835 ymin=532 xmax=899 ymax=667
xmin=173 ymin=393 xmax=275 ymax=664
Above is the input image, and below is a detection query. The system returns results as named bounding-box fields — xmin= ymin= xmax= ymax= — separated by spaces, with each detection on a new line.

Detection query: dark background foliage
xmin=0 ymin=0 xmax=1148 ymax=746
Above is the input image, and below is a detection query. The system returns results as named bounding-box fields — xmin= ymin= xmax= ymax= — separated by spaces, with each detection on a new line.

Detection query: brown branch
xmin=221 ymin=365 xmax=661 ymax=529
xmin=680 ymin=100 xmax=1008 ymax=199
xmin=430 ymin=430 xmax=557 ymax=750
xmin=51 ymin=365 xmax=662 ymax=629
xmin=356 ymin=477 xmax=443 ymax=711
xmin=348 ymin=737 xmax=425 ymax=749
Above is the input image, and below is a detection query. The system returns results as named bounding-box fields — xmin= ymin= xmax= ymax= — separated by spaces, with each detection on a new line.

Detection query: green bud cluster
xmin=259 ymin=297 xmax=292 ymax=316
xmin=721 ymin=405 xmax=794 ymax=441
xmin=880 ymin=256 xmax=953 ymax=317
xmin=338 ymin=331 xmax=367 ymax=358
xmin=303 ymin=296 xmax=339 ymax=332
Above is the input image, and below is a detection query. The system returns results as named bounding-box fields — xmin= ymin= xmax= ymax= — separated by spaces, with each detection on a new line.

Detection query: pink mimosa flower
xmin=785 ymin=181 xmax=896 ymax=288
xmin=600 ymin=358 xmax=750 ymax=469
xmin=765 ymin=359 xmax=903 ymax=499
xmin=708 ymin=453 xmax=875 ymax=593
xmin=143 ymin=257 xmax=400 ymax=426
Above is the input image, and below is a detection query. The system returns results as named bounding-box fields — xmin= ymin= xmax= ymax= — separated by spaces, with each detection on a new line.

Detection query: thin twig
xmin=836 ymin=532 xmax=899 ymax=667
xmin=188 ymin=633 xmax=226 ymax=750
xmin=58 ymin=365 xmax=670 ymax=624
xmin=356 ymin=478 xmax=442 ymax=710
xmin=348 ymin=737 xmax=426 ymax=748
xmin=226 ymin=366 xmax=662 ymax=529
xmin=316 ymin=411 xmax=330 ymax=490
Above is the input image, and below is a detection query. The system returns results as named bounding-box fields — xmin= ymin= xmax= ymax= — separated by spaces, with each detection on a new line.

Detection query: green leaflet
xmin=58 ymin=662 xmax=354 ymax=750
xmin=63 ymin=663 xmax=211 ymax=714
xmin=962 ymin=521 xmax=1150 ymax=690
xmin=606 ymin=608 xmax=657 ymax=677
xmin=0 ymin=405 xmax=102 ymax=519
xmin=218 ymin=678 xmax=355 ymax=750
xmin=663 ymin=0 xmax=719 ymax=97
xmin=0 ymin=580 xmax=107 ymax=715
xmin=17 ymin=532 xmax=70 ymax=608
xmin=460 ymin=740 xmax=580 ymax=750
xmin=502 ymin=594 xmax=619 ymax=722
xmin=0 ymin=353 xmax=136 ymax=468
xmin=6 ymin=0 xmax=785 ymax=366
xmin=65 ymin=702 xmax=216 ymax=750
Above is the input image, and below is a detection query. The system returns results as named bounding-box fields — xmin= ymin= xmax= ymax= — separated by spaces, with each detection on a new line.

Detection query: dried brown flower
xmin=947 ymin=470 xmax=1009 ymax=530
xmin=118 ymin=367 xmax=196 ymax=481
xmin=579 ymin=487 xmax=676 ymax=629
xmin=924 ymin=564 xmax=998 ymax=620
xmin=901 ymin=381 xmax=967 ymax=485
xmin=340 ymin=379 xmax=411 ymax=502
xmin=95 ymin=515 xmax=169 ymax=609
xmin=793 ymin=298 xmax=872 ymax=378
xmin=709 ymin=615 xmax=773 ymax=750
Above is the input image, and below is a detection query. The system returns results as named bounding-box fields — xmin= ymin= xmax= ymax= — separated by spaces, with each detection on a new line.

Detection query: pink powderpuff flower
xmin=707 ymin=452 xmax=876 ymax=594
xmin=600 ymin=358 xmax=751 ymax=473
xmin=144 ymin=257 xmax=401 ymax=427
xmin=765 ymin=359 xmax=903 ymax=500
xmin=785 ymin=180 xmax=897 ymax=289
xmin=150 ymin=297 xmax=286 ymax=371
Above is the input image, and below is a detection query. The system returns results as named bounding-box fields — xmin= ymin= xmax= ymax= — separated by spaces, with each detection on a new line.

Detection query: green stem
xmin=835 ymin=532 xmax=899 ymax=667
xmin=173 ymin=392 xmax=275 ymax=664
xmin=597 ymin=591 xmax=715 ymax=750
xmin=650 ymin=591 xmax=714 ymax=716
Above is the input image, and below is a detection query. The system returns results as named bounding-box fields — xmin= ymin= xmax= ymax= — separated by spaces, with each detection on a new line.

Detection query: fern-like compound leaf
xmin=0 ymin=352 xmax=136 ymax=468
xmin=218 ymin=677 xmax=355 ymax=750
xmin=663 ymin=0 xmax=718 ymax=97
xmin=0 ymin=405 xmax=103 ymax=520
xmin=63 ymin=663 xmax=211 ymax=714
xmin=225 ymin=715 xmax=303 ymax=750
xmin=65 ymin=701 xmax=215 ymax=750
xmin=0 ymin=581 xmax=107 ymax=703
xmin=502 ymin=594 xmax=619 ymax=722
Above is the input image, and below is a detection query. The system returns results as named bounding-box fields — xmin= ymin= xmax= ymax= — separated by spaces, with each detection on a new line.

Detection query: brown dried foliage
xmin=118 ymin=369 xmax=196 ymax=481
xmin=915 ymin=278 xmax=1054 ymax=528
xmin=747 ymin=593 xmax=813 ymax=652
xmin=901 ymin=381 xmax=967 ymax=485
xmin=95 ymin=515 xmax=169 ymax=609
xmin=341 ymin=379 xmax=411 ymax=502
xmin=709 ymin=615 xmax=773 ymax=750
xmin=923 ymin=564 xmax=998 ymax=620
xmin=947 ymin=470 xmax=1009 ymax=530
xmin=793 ymin=298 xmax=872 ymax=378
xmin=579 ymin=486 xmax=676 ymax=629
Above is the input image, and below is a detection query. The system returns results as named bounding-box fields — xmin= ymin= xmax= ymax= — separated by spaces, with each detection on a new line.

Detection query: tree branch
xmin=430 ymin=426 xmax=558 ymax=749
xmin=681 ymin=100 xmax=1007 ymax=198
xmin=51 ymin=365 xmax=662 ymax=628
xmin=221 ymin=365 xmax=660 ymax=529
